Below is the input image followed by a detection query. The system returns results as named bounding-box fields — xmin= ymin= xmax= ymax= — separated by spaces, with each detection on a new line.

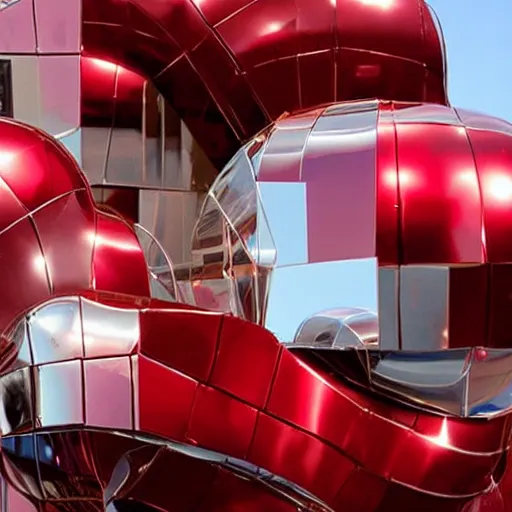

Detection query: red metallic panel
xmin=81 ymin=56 xmax=118 ymax=124
xmin=0 ymin=177 xmax=27 ymax=233
xmin=32 ymin=191 xmax=95 ymax=293
xmin=117 ymin=447 xmax=219 ymax=510
xmin=153 ymin=55 xmax=238 ymax=164
xmin=187 ymin=385 xmax=258 ymax=459
xmin=209 ymin=315 xmax=281 ymax=409
xmin=0 ymin=218 xmax=51 ymax=336
xmin=139 ymin=308 xmax=221 ymax=382
xmin=214 ymin=0 xmax=298 ymax=70
xmin=295 ymin=0 xmax=336 ymax=54
xmin=199 ymin=471 xmax=299 ymax=512
xmin=249 ymin=413 xmax=354 ymax=503
xmin=338 ymin=379 xmax=418 ymax=429
xmin=396 ymin=122 xmax=484 ymax=264
xmin=468 ymin=128 xmax=512 ymax=262
xmin=92 ymin=187 xmax=139 ymax=224
xmin=92 ymin=211 xmax=150 ymax=297
xmin=488 ymin=264 xmax=512 ymax=349
xmin=90 ymin=431 xmax=148 ymax=486
xmin=376 ymin=105 xmax=400 ymax=265
xmin=378 ymin=482 xmax=471 ymax=512
xmin=447 ymin=266 xmax=488 ymax=348
xmin=0 ymin=121 xmax=87 ymax=212
xmin=336 ymin=0 xmax=424 ymax=62
xmin=190 ymin=33 xmax=259 ymax=139
xmin=299 ymin=50 xmax=336 ymax=108
xmin=332 ymin=469 xmax=388 ymax=512
xmin=82 ymin=0 xmax=446 ymax=165
xmin=414 ymin=414 xmax=509 ymax=454
xmin=124 ymin=3 xmax=182 ymax=77
xmin=267 ymin=349 xmax=362 ymax=449
xmin=137 ymin=354 xmax=198 ymax=441
xmin=248 ymin=59 xmax=301 ymax=121
xmin=344 ymin=406 xmax=412 ymax=478
xmin=390 ymin=434 xmax=499 ymax=496
xmin=140 ymin=0 xmax=208 ymax=52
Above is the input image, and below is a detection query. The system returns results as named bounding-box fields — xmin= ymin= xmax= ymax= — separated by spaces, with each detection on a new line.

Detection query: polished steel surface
xmin=1 ymin=289 xmax=510 ymax=510
xmin=81 ymin=0 xmax=447 ymax=168
xmin=189 ymin=101 xmax=512 ymax=421
xmin=0 ymin=0 xmax=512 ymax=510
xmin=190 ymin=102 xmax=512 ymax=343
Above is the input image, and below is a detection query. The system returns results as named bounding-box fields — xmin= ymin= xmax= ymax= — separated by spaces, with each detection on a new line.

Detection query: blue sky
xmin=429 ymin=0 xmax=512 ymax=121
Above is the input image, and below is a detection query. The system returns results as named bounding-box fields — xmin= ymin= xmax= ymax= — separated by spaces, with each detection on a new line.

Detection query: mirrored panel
xmin=33 ymin=360 xmax=83 ymax=428
xmin=27 ymin=298 xmax=83 ymax=365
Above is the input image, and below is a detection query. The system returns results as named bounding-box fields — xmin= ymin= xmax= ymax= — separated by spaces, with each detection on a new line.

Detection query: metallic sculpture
xmin=0 ymin=0 xmax=511 ymax=510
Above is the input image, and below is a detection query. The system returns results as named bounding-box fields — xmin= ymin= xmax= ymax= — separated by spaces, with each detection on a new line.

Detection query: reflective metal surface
xmin=0 ymin=290 xmax=510 ymax=511
xmin=188 ymin=101 xmax=512 ymax=423
xmin=0 ymin=0 xmax=512 ymax=510
xmin=81 ymin=0 xmax=447 ymax=168
xmin=190 ymin=102 xmax=512 ymax=344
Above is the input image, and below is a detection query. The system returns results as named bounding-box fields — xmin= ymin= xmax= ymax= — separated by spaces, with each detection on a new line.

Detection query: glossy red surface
xmin=81 ymin=55 xmax=145 ymax=129
xmin=92 ymin=210 xmax=150 ymax=297
xmin=2 ymin=289 xmax=512 ymax=510
xmin=82 ymin=0 xmax=447 ymax=166
xmin=298 ymin=103 xmax=512 ymax=350
xmin=1 ymin=0 xmax=512 ymax=510
xmin=378 ymin=103 xmax=512 ymax=349
xmin=383 ymin=103 xmax=503 ymax=265
xmin=229 ymin=101 xmax=512 ymax=351
xmin=0 ymin=118 xmax=150 ymax=335
xmin=3 ymin=102 xmax=512 ymax=510
xmin=252 ymin=102 xmax=512 ymax=269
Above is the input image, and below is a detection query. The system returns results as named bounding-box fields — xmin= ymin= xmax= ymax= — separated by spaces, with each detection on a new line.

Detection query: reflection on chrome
xmin=184 ymin=101 xmax=512 ymax=427
xmin=372 ymin=348 xmax=512 ymax=418
xmin=291 ymin=331 xmax=512 ymax=419
xmin=188 ymin=102 xmax=379 ymax=336
xmin=0 ymin=0 xmax=510 ymax=500
xmin=134 ymin=223 xmax=180 ymax=302
xmin=293 ymin=308 xmax=379 ymax=348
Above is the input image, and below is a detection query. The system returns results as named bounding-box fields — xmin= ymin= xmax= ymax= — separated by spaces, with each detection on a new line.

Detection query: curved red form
xmin=190 ymin=102 xmax=512 ymax=352
xmin=0 ymin=118 xmax=94 ymax=335
xmin=0 ymin=118 xmax=150 ymax=336
xmin=1 ymin=1 xmax=512 ymax=511
xmin=0 ymin=289 xmax=509 ymax=510
xmin=81 ymin=55 xmax=146 ymax=131
xmin=83 ymin=0 xmax=447 ymax=166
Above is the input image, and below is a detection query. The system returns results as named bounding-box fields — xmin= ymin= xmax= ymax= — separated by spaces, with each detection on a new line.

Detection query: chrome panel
xmin=27 ymin=298 xmax=83 ymax=365
xmin=34 ymin=360 xmax=83 ymax=428
xmin=135 ymin=223 xmax=179 ymax=302
xmin=0 ymin=367 xmax=32 ymax=435
xmin=378 ymin=267 xmax=400 ymax=350
xmin=138 ymin=189 xmax=203 ymax=267
xmin=84 ymin=356 xmax=133 ymax=429
xmin=81 ymin=298 xmax=140 ymax=358
xmin=293 ymin=308 xmax=378 ymax=348
xmin=400 ymin=266 xmax=449 ymax=350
